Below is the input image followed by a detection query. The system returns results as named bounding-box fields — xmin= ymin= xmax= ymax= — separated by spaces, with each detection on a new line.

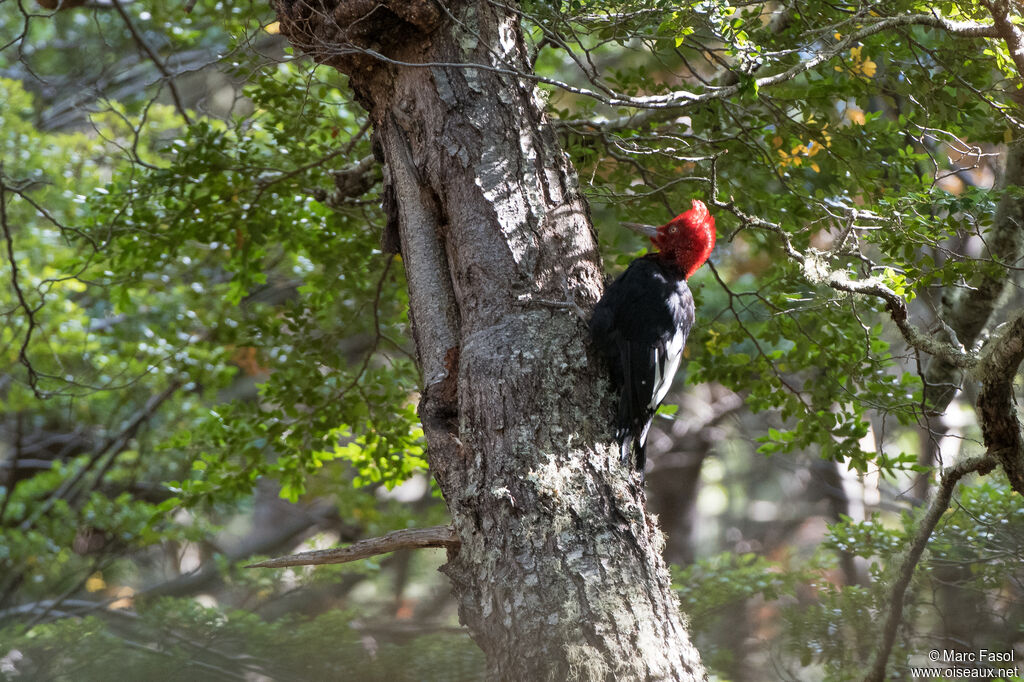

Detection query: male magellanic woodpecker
xmin=590 ymin=199 xmax=716 ymax=477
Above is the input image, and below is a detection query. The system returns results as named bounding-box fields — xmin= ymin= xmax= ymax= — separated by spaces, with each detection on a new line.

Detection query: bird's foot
xmin=516 ymin=291 xmax=589 ymax=325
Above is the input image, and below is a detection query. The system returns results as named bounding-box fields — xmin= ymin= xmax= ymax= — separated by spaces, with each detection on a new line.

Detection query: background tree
xmin=1 ymin=1 xmax=1022 ymax=680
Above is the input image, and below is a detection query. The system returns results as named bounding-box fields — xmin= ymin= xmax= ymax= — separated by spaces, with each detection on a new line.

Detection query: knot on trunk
xmin=271 ymin=0 xmax=443 ymax=75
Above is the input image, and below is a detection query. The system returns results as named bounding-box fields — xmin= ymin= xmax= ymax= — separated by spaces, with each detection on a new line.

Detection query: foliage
xmin=525 ymin=1 xmax=1024 ymax=677
xmin=540 ymin=0 xmax=1018 ymax=476
xmin=2 ymin=3 xmax=433 ymax=676
xmin=1 ymin=0 xmax=1023 ymax=679
xmin=0 ymin=601 xmax=484 ymax=681
xmin=677 ymin=474 xmax=1024 ymax=680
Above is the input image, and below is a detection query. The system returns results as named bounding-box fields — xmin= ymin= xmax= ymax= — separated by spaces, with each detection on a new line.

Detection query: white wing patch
xmin=650 ymin=328 xmax=685 ymax=410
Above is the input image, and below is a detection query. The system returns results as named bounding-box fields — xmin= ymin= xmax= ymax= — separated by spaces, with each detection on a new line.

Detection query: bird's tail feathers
xmin=615 ymin=416 xmax=653 ymax=476
xmin=634 ymin=417 xmax=651 ymax=475
xmin=616 ymin=428 xmax=632 ymax=467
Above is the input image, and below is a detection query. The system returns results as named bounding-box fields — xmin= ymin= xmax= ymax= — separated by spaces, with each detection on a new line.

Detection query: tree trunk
xmin=270 ymin=1 xmax=706 ymax=679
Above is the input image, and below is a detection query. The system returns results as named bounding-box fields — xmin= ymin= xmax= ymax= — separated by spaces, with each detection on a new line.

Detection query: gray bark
xmin=923 ymin=143 xmax=1024 ymax=413
xmin=976 ymin=310 xmax=1024 ymax=493
xmin=916 ymin=5 xmax=1024 ymax=494
xmin=270 ymin=1 xmax=706 ymax=679
xmin=920 ymin=142 xmax=1024 ymax=494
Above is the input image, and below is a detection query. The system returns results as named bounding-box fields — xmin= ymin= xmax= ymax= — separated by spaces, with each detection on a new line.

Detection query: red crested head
xmin=651 ymin=199 xmax=716 ymax=279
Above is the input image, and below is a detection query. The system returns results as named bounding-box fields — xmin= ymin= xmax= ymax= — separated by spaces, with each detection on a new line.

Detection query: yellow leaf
xmin=847 ymin=108 xmax=866 ymax=125
xmin=264 ymin=21 xmax=280 ymax=34
xmin=849 ymin=46 xmax=862 ymax=60
xmin=85 ymin=573 xmax=106 ymax=592
xmin=772 ymin=135 xmax=783 ymax=147
xmin=861 ymin=59 xmax=877 ymax=78
xmin=834 ymin=32 xmax=842 ymax=40
xmin=810 ymin=162 xmax=820 ymax=173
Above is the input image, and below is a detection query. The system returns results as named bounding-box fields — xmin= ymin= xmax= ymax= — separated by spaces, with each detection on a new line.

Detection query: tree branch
xmin=246 ymin=525 xmax=459 ymax=569
xmin=716 ymin=199 xmax=976 ymax=368
xmin=276 ymin=6 xmax=1008 ymax=116
xmin=0 ymin=166 xmax=43 ymax=397
xmin=976 ymin=310 xmax=1024 ymax=494
xmin=141 ymin=500 xmax=340 ymax=598
xmin=986 ymin=0 xmax=1024 ymax=82
xmin=607 ymin=13 xmax=1003 ymax=111
xmin=923 ymin=133 xmax=1024 ymax=414
xmin=823 ymin=266 xmax=976 ymax=370
xmin=864 ymin=453 xmax=996 ymax=682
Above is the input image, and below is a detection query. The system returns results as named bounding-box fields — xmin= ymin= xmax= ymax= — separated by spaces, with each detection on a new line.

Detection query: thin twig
xmin=110 ymin=0 xmax=192 ymax=124
xmin=0 ymin=166 xmax=42 ymax=396
xmin=289 ymin=11 xmax=1003 ymax=114
xmin=247 ymin=525 xmax=459 ymax=568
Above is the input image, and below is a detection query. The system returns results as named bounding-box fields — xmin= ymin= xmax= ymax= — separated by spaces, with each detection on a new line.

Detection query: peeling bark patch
xmin=474 ymin=137 xmax=540 ymax=274
xmin=430 ymin=67 xmax=458 ymax=108
xmin=441 ymin=345 xmax=460 ymax=405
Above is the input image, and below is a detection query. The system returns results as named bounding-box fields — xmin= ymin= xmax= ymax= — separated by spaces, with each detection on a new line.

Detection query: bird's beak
xmin=621 ymin=222 xmax=660 ymax=238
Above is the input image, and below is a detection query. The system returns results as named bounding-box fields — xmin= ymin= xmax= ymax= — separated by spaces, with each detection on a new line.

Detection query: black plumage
xmin=590 ymin=254 xmax=695 ymax=475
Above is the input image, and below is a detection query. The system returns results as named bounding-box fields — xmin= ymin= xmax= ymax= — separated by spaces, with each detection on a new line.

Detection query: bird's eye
xmin=668 ymin=226 xmax=677 ymax=234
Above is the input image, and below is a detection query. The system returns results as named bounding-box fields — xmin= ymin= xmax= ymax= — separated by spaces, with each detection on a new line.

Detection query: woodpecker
xmin=589 ymin=199 xmax=716 ymax=477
